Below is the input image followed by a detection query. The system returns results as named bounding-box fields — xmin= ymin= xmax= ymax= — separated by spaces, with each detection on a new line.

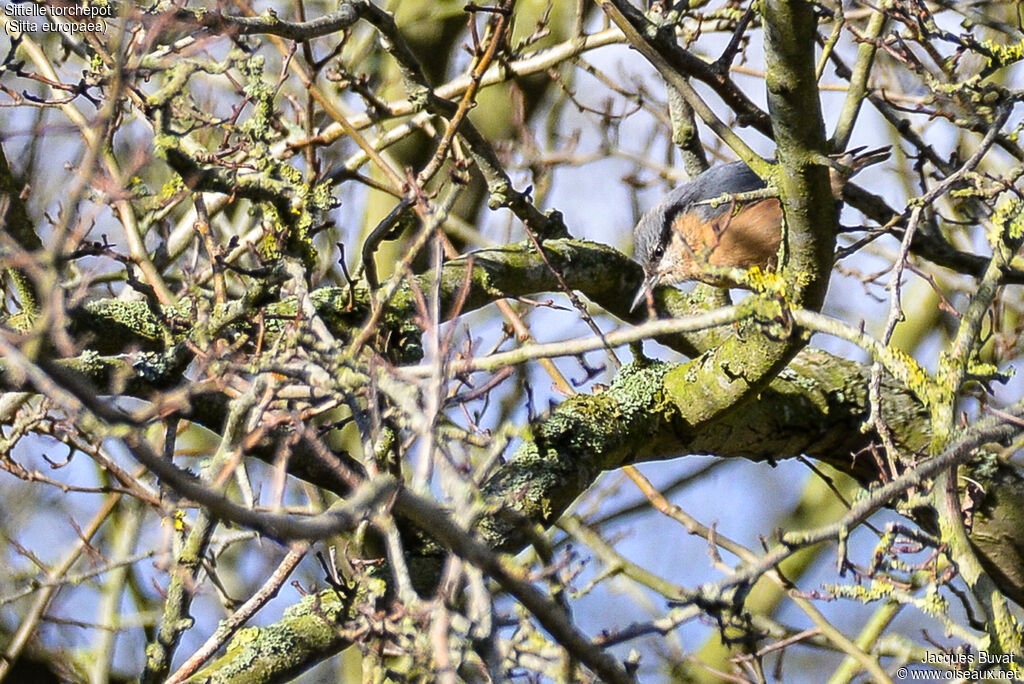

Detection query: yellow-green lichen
xmin=982 ymin=38 xmax=1024 ymax=73
xmin=991 ymin=197 xmax=1024 ymax=245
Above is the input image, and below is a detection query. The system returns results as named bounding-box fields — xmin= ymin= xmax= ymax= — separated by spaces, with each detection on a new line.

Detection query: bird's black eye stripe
xmin=660 ymin=210 xmax=675 ymax=239
xmin=657 ymin=207 xmax=679 ymax=258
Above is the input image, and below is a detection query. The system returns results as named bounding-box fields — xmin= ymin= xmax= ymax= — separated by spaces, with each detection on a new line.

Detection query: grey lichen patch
xmin=85 ymin=300 xmax=165 ymax=339
xmin=73 ymin=299 xmax=177 ymax=353
xmin=539 ymin=395 xmax=623 ymax=466
xmin=608 ymin=358 xmax=676 ymax=426
xmin=215 ymin=622 xmax=301 ymax=681
xmin=131 ymin=349 xmax=184 ymax=384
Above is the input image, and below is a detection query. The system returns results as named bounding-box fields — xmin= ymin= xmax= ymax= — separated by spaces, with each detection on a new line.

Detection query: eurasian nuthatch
xmin=631 ymin=147 xmax=890 ymax=310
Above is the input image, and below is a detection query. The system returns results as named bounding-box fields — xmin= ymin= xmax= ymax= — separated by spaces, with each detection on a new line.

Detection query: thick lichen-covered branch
xmin=474 ymin=348 xmax=929 ymax=554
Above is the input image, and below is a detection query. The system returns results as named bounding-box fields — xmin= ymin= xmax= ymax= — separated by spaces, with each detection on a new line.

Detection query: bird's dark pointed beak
xmin=630 ymin=274 xmax=660 ymax=313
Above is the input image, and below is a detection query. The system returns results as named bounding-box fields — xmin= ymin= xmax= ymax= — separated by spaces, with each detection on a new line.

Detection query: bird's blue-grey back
xmin=633 ymin=161 xmax=767 ymax=268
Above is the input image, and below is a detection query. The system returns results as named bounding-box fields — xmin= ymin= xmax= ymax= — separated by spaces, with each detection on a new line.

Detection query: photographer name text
xmin=925 ymin=651 xmax=1016 ymax=666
